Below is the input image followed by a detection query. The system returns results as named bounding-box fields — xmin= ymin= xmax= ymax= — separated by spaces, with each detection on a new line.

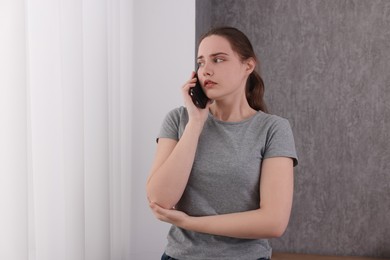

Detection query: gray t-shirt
xmin=158 ymin=106 xmax=298 ymax=260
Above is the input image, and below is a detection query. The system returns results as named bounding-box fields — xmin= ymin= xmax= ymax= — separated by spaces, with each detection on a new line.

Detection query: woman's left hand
xmin=149 ymin=202 xmax=190 ymax=228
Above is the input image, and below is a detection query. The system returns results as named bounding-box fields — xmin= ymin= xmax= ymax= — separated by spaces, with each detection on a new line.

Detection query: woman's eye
xmin=214 ymin=58 xmax=224 ymax=63
xmin=197 ymin=61 xmax=205 ymax=67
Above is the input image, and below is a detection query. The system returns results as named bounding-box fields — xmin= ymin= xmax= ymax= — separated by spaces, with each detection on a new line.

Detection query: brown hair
xmin=198 ymin=27 xmax=268 ymax=113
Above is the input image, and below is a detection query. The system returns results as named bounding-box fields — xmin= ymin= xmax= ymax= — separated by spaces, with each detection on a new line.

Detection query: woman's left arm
xmin=149 ymin=157 xmax=294 ymax=239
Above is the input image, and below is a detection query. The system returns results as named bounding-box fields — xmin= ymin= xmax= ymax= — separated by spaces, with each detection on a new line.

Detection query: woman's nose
xmin=202 ymin=63 xmax=213 ymax=76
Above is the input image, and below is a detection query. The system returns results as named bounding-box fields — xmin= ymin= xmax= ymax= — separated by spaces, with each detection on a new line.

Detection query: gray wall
xmin=196 ymin=0 xmax=390 ymax=258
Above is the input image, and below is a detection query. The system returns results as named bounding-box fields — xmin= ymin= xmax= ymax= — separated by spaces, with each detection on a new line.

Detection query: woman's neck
xmin=209 ymin=98 xmax=257 ymax=122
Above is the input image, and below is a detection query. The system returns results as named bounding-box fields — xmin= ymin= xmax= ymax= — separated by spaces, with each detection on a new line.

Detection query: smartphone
xmin=189 ymin=69 xmax=209 ymax=109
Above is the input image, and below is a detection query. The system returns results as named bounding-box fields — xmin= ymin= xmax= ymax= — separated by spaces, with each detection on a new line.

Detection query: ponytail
xmin=246 ymin=71 xmax=268 ymax=113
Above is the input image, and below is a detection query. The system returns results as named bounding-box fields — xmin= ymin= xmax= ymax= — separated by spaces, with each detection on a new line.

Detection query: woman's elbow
xmin=147 ymin=196 xmax=176 ymax=210
xmin=146 ymin=186 xmax=177 ymax=209
xmin=268 ymin=225 xmax=287 ymax=238
xmin=266 ymin=218 xmax=289 ymax=238
xmin=252 ymin=213 xmax=290 ymax=239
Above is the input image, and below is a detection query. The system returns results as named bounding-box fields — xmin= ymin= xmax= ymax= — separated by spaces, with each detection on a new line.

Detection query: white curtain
xmin=0 ymin=0 xmax=132 ymax=259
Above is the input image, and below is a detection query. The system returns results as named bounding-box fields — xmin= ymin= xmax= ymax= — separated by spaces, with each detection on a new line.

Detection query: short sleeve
xmin=157 ymin=107 xmax=188 ymax=143
xmin=264 ymin=117 xmax=298 ymax=167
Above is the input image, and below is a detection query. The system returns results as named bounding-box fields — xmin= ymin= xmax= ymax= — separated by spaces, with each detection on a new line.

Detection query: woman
xmin=146 ymin=27 xmax=298 ymax=260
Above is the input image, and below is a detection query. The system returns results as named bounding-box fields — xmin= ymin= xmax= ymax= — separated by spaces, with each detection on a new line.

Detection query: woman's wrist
xmin=181 ymin=214 xmax=197 ymax=231
xmin=186 ymin=120 xmax=205 ymax=135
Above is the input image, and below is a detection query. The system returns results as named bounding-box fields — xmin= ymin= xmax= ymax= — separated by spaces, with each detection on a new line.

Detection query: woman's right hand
xmin=181 ymin=71 xmax=211 ymax=127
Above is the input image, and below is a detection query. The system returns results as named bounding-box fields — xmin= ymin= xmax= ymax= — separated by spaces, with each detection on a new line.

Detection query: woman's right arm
xmin=146 ymin=121 xmax=202 ymax=209
xmin=146 ymin=73 xmax=209 ymax=209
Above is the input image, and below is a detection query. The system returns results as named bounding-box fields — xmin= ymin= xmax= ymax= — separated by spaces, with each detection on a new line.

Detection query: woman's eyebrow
xmin=197 ymin=52 xmax=229 ymax=60
xmin=210 ymin=52 xmax=229 ymax=57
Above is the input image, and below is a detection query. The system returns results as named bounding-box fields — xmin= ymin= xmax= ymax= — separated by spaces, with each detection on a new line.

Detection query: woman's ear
xmin=244 ymin=58 xmax=256 ymax=75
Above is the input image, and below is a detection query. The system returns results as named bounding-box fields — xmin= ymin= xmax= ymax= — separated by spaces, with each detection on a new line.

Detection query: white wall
xmin=131 ymin=1 xmax=195 ymax=258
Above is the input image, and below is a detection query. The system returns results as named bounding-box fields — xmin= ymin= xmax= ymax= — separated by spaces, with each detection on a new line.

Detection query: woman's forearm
xmin=146 ymin=121 xmax=203 ymax=209
xmin=184 ymin=208 xmax=289 ymax=239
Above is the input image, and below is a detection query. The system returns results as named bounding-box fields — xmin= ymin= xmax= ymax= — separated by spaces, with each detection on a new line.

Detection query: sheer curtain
xmin=0 ymin=0 xmax=132 ymax=259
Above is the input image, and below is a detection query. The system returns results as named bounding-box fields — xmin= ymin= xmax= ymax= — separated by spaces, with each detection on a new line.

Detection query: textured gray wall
xmin=196 ymin=0 xmax=390 ymax=258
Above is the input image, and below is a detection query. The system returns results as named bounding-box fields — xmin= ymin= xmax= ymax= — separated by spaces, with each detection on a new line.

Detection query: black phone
xmin=189 ymin=69 xmax=209 ymax=109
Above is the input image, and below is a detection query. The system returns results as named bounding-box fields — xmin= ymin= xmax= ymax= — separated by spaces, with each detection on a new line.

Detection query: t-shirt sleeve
xmin=156 ymin=107 xmax=183 ymax=142
xmin=264 ymin=117 xmax=298 ymax=167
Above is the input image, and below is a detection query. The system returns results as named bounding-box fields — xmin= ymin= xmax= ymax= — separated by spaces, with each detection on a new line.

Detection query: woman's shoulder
xmin=166 ymin=106 xmax=187 ymax=117
xmin=250 ymin=112 xmax=294 ymax=137
xmin=255 ymin=111 xmax=290 ymax=126
xmin=163 ymin=106 xmax=189 ymax=123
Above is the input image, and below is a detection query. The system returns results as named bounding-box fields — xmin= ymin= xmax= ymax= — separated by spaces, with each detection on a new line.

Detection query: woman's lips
xmin=204 ymin=80 xmax=216 ymax=88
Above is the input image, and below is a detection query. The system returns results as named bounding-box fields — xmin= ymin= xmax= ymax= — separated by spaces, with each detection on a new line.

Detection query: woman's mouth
xmin=204 ymin=80 xmax=216 ymax=88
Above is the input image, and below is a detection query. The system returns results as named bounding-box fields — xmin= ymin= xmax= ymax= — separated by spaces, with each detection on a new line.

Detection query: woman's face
xmin=197 ymin=35 xmax=254 ymax=102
